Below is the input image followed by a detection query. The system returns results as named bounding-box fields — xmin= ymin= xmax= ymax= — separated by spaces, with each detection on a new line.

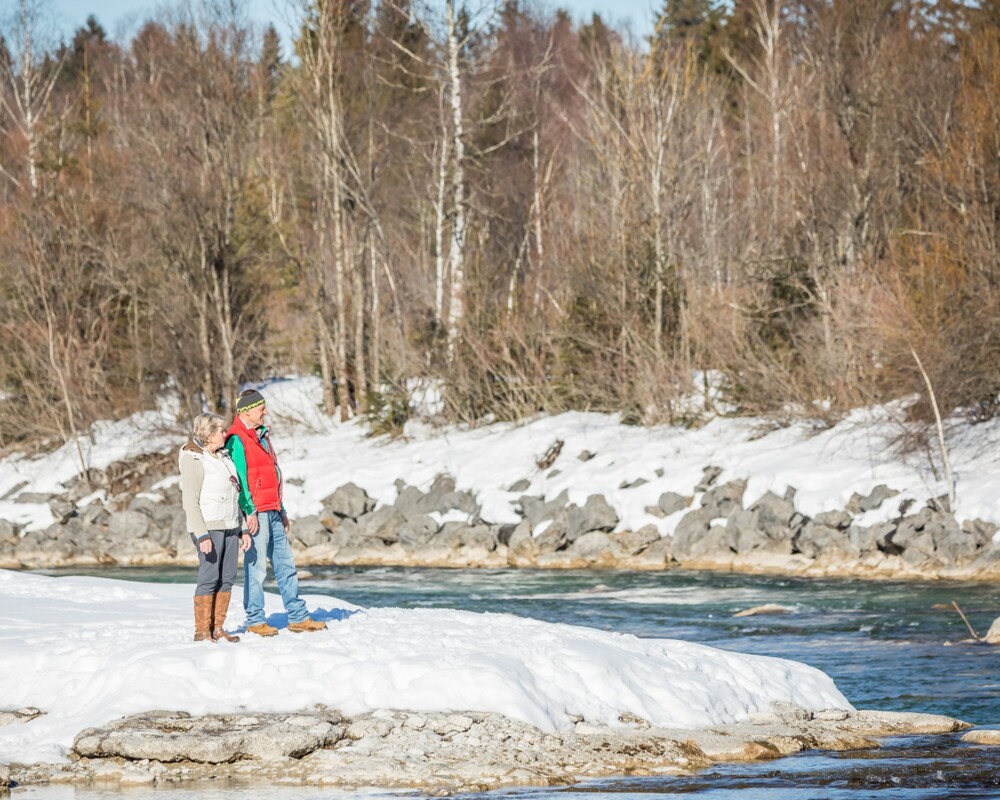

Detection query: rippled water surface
xmin=28 ymin=565 xmax=1000 ymax=798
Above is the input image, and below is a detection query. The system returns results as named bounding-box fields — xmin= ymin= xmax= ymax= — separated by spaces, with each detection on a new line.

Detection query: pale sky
xmin=46 ymin=0 xmax=658 ymax=49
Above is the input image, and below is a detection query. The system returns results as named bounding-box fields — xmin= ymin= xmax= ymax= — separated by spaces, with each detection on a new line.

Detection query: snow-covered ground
xmin=1 ymin=375 xmax=998 ymax=535
xmin=0 ymin=569 xmax=851 ymax=765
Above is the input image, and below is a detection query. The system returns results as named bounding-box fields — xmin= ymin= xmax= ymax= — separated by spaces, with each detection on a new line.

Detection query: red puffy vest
xmin=227 ymin=418 xmax=283 ymax=512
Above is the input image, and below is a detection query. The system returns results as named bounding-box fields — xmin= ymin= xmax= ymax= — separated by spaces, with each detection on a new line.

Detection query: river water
xmin=23 ymin=566 xmax=1000 ymax=799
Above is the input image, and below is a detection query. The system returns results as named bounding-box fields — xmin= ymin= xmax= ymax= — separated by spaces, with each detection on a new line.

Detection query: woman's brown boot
xmin=211 ymin=590 xmax=241 ymax=642
xmin=193 ymin=595 xmax=215 ymax=642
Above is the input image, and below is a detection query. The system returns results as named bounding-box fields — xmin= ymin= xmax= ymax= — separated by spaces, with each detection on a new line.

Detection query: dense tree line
xmin=1 ymin=0 xmax=999 ymax=450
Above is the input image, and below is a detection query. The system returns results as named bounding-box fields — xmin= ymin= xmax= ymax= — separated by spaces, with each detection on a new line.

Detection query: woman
xmin=179 ymin=412 xmax=251 ymax=642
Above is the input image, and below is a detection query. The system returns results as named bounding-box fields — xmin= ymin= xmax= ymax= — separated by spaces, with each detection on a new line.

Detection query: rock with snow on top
xmin=533 ymin=515 xmax=568 ymax=553
xmin=846 ymin=485 xmax=900 ymax=514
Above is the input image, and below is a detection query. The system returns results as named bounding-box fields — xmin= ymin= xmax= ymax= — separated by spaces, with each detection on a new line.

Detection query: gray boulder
xmin=73 ymin=711 xmax=343 ymax=764
xmin=533 ymin=514 xmax=568 ymax=553
xmin=328 ymin=518 xmax=368 ymax=549
xmin=430 ymin=474 xmax=457 ymax=494
xmin=0 ymin=762 xmax=8 ymax=788
xmin=570 ymin=531 xmax=616 ymax=561
xmin=934 ymin=530 xmax=978 ymax=565
xmin=417 ymin=488 xmax=478 ymax=517
xmin=393 ymin=485 xmax=426 ymax=518
xmin=291 ymin=515 xmax=331 ymax=548
xmin=517 ymin=490 xmax=569 ymax=528
xmin=727 ymin=509 xmax=791 ymax=555
xmin=357 ymin=507 xmax=406 ymax=543
xmin=794 ymin=522 xmax=844 ymax=559
xmin=847 ymin=525 xmax=880 ymax=554
xmin=79 ymin=502 xmax=111 ymax=528
xmin=611 ymin=525 xmax=661 ymax=556
xmin=434 ymin=523 xmax=496 ymax=551
xmin=507 ymin=479 xmax=531 ymax=493
xmin=964 ymin=519 xmax=999 ymax=548
xmin=49 ymin=496 xmax=76 ymax=524
xmin=15 ymin=529 xmax=77 ymax=564
xmin=507 ymin=520 xmax=538 ymax=562
xmin=694 ymin=466 xmax=723 ymax=492
xmin=846 ymin=484 xmax=900 ymax=514
xmin=866 ymin=521 xmax=897 ymax=551
xmin=108 ymin=509 xmax=152 ymax=540
xmin=323 ymin=483 xmax=376 ymax=520
xmin=129 ymin=495 xmax=175 ymax=528
xmin=700 ymin=480 xmax=746 ymax=519
xmin=14 ymin=492 xmax=54 ymax=504
xmin=677 ymin=524 xmax=732 ymax=561
xmin=398 ymin=515 xmax=441 ymax=549
xmin=492 ymin=523 xmax=517 ymax=546
xmin=670 ymin=509 xmax=727 ymax=561
xmin=0 ymin=519 xmax=19 ymax=540
xmin=750 ymin=491 xmax=795 ymax=533
xmin=578 ymin=450 xmax=595 ymax=461
xmin=813 ymin=510 xmax=853 ymax=530
xmin=657 ymin=492 xmax=691 ymax=516
xmin=634 ymin=536 xmax=671 ymax=565
xmin=566 ymin=495 xmax=618 ymax=542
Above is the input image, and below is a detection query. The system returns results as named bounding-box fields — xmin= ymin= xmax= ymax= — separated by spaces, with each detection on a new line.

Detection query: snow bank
xmin=3 ymin=375 xmax=999 ymax=537
xmin=0 ymin=570 xmax=850 ymax=764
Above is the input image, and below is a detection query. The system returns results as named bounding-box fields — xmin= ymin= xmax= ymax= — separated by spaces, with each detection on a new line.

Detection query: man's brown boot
xmin=247 ymin=622 xmax=279 ymax=637
xmin=211 ymin=591 xmax=240 ymax=643
xmin=288 ymin=617 xmax=328 ymax=633
xmin=193 ymin=595 xmax=215 ymax=642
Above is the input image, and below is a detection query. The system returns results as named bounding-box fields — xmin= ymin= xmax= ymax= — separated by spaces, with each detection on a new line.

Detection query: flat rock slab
xmin=733 ymin=604 xmax=796 ymax=617
xmin=6 ymin=707 xmax=970 ymax=793
xmin=962 ymin=729 xmax=1000 ymax=745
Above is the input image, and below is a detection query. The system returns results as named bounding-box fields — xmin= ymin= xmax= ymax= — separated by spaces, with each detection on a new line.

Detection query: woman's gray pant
xmin=192 ymin=528 xmax=241 ymax=596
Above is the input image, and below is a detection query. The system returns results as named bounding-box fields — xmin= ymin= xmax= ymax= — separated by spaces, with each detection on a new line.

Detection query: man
xmin=226 ymin=388 xmax=327 ymax=636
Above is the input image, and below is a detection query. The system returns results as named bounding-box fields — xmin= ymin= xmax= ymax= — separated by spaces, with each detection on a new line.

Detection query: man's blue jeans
xmin=243 ymin=510 xmax=308 ymax=625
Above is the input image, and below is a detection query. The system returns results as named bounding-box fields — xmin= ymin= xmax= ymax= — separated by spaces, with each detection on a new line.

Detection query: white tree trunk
xmin=445 ymin=0 xmax=467 ymax=358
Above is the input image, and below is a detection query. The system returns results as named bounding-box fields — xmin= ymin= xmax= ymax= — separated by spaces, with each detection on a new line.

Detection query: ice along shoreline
xmin=4 ymin=707 xmax=972 ymax=793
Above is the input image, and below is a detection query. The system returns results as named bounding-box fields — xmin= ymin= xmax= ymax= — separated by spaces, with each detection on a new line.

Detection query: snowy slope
xmin=0 ymin=570 xmax=851 ymax=764
xmin=2 ymin=376 xmax=999 ymax=536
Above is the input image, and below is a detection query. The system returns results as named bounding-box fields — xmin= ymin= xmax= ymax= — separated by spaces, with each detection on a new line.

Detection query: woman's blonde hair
xmin=191 ymin=412 xmax=227 ymax=445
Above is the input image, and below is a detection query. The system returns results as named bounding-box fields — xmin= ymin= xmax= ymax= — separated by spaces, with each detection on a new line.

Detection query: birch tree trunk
xmin=445 ymin=0 xmax=467 ymax=359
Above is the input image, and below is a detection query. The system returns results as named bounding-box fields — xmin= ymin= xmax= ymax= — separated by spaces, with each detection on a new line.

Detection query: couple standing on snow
xmin=178 ymin=388 xmax=327 ymax=642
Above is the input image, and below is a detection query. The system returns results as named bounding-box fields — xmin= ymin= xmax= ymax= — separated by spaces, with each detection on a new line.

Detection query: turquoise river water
xmin=21 ymin=566 xmax=1000 ymax=799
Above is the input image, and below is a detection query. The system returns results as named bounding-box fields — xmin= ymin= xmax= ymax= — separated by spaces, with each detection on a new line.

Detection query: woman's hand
xmin=240 ymin=533 xmax=252 ymax=552
xmin=198 ymin=538 xmax=213 ymax=555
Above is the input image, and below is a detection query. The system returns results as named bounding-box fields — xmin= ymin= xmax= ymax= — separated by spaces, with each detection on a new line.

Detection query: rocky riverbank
xmin=1 ymin=456 xmax=998 ymax=580
xmin=1 ymin=706 xmax=972 ymax=793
